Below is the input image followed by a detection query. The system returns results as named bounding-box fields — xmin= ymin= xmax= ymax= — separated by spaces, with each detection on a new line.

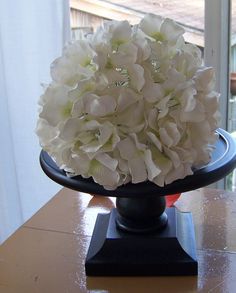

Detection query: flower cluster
xmin=36 ymin=14 xmax=220 ymax=190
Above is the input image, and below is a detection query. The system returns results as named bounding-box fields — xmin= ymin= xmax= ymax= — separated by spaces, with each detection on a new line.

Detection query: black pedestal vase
xmin=40 ymin=128 xmax=236 ymax=276
xmin=85 ymin=196 xmax=197 ymax=276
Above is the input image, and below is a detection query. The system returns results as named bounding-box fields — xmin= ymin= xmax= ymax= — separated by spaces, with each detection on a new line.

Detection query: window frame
xmin=204 ymin=0 xmax=231 ymax=189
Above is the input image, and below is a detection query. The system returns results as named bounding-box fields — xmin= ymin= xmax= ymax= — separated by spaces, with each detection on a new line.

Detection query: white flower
xmin=36 ymin=14 xmax=220 ymax=190
xmin=72 ymin=93 xmax=117 ymax=118
xmin=106 ymin=20 xmax=132 ymax=47
xmin=115 ymin=100 xmax=146 ymax=134
xmin=194 ymin=67 xmax=215 ymax=93
xmin=132 ymin=28 xmax=151 ymax=62
xmin=110 ymin=42 xmax=138 ymax=66
xmin=117 ymin=135 xmax=160 ymax=183
xmin=60 ymin=118 xmax=120 ymax=156
xmin=39 ymin=84 xmax=73 ymax=126
xmin=159 ymin=122 xmax=181 ymax=148
xmin=142 ymin=68 xmax=165 ymax=103
xmin=139 ymin=14 xmax=185 ymax=45
xmin=36 ymin=118 xmax=59 ymax=150
xmin=88 ymin=157 xmax=120 ymax=189
xmin=51 ymin=40 xmax=96 ymax=86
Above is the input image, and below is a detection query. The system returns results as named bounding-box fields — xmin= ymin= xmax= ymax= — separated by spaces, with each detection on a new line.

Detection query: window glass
xmin=70 ymin=0 xmax=204 ymax=48
xmin=227 ymin=0 xmax=236 ymax=190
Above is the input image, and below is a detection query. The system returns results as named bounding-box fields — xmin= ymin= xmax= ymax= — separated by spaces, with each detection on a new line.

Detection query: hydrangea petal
xmin=117 ymin=137 xmax=136 ymax=160
xmin=179 ymin=87 xmax=197 ymax=112
xmin=116 ymin=101 xmax=144 ymax=129
xmin=160 ymin=18 xmax=185 ymax=45
xmin=156 ymin=95 xmax=171 ymax=119
xmin=180 ymin=100 xmax=205 ymax=122
xmin=111 ymin=42 xmax=138 ymax=66
xmin=164 ymin=147 xmax=180 ymax=168
xmin=194 ymin=67 xmax=215 ymax=92
xmin=139 ymin=14 xmax=163 ymax=39
xmin=95 ymin=153 xmax=118 ymax=171
xmin=117 ymin=88 xmax=140 ymax=112
xmin=147 ymin=132 xmax=162 ymax=151
xmin=60 ymin=118 xmax=82 ymax=141
xmin=70 ymin=153 xmax=91 ymax=174
xmin=144 ymin=149 xmax=161 ymax=180
xmin=110 ymin=20 xmax=132 ymax=46
xmin=39 ymin=84 xmax=72 ymax=126
xmin=128 ymin=64 xmax=145 ymax=91
xmin=159 ymin=127 xmax=173 ymax=147
xmin=84 ymin=94 xmax=116 ymax=117
xmin=129 ymin=157 xmax=147 ymax=183
xmin=89 ymin=160 xmax=120 ymax=189
xmin=36 ymin=118 xmax=58 ymax=148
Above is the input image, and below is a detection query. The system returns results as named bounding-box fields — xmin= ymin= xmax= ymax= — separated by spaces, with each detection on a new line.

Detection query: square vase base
xmin=85 ymin=207 xmax=198 ymax=276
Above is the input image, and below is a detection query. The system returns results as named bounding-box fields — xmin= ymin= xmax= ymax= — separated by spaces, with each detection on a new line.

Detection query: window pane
xmin=229 ymin=1 xmax=236 ymax=133
xmin=227 ymin=0 xmax=236 ymax=190
xmin=70 ymin=0 xmax=204 ymax=48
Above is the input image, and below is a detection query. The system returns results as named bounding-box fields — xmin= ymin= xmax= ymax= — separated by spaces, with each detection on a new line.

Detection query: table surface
xmin=0 ymin=187 xmax=236 ymax=293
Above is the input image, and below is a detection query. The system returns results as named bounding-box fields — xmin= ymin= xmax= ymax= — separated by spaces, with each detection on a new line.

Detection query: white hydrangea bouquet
xmin=36 ymin=14 xmax=220 ymax=190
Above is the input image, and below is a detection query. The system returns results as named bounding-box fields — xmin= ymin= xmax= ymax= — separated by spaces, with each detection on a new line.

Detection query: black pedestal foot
xmin=85 ymin=208 xmax=198 ymax=276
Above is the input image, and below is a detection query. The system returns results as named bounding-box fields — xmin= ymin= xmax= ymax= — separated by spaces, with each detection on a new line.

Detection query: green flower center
xmin=151 ymin=32 xmax=165 ymax=42
xmin=61 ymin=101 xmax=73 ymax=118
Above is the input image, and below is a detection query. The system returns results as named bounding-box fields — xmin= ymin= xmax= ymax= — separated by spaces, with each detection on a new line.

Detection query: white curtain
xmin=0 ymin=0 xmax=71 ymax=243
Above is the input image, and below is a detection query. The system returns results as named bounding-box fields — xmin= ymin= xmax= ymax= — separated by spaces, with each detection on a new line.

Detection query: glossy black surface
xmin=85 ymin=208 xmax=198 ymax=276
xmin=116 ymin=196 xmax=167 ymax=233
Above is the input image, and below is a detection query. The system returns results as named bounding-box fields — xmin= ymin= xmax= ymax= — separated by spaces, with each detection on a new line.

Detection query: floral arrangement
xmin=36 ymin=14 xmax=220 ymax=190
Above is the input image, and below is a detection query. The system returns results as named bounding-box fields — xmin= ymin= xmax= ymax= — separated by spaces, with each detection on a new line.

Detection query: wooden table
xmin=1 ymin=187 xmax=236 ymax=292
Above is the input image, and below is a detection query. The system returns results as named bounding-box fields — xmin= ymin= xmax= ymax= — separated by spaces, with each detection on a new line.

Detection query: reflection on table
xmin=0 ymin=187 xmax=236 ymax=292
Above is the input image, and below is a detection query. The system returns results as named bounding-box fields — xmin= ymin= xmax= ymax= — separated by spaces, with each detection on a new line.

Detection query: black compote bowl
xmin=40 ymin=128 xmax=236 ymax=276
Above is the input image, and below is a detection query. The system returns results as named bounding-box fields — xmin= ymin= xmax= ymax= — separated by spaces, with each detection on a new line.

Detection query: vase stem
xmin=116 ymin=196 xmax=168 ymax=233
